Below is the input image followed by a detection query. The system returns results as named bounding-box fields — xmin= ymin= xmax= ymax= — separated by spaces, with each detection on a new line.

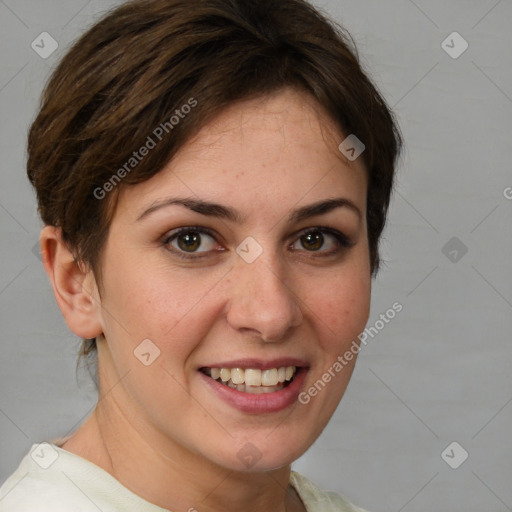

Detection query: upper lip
xmin=199 ymin=358 xmax=309 ymax=370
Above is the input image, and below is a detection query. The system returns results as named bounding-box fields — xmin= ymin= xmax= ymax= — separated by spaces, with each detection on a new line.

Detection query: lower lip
xmin=199 ymin=368 xmax=308 ymax=414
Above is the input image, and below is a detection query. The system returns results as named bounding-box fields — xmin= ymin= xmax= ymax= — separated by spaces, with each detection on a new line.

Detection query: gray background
xmin=1 ymin=1 xmax=511 ymax=511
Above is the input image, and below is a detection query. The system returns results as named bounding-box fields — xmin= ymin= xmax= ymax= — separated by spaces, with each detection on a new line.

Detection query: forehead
xmin=117 ymin=88 xmax=367 ymax=221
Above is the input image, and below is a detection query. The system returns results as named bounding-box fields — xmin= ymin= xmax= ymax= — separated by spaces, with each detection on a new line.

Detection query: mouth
xmin=200 ymin=366 xmax=298 ymax=394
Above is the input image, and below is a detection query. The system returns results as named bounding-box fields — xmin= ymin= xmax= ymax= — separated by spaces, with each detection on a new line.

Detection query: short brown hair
xmin=27 ymin=0 xmax=402 ymax=361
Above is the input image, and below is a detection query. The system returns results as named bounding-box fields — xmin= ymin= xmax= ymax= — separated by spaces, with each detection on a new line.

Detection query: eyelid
xmin=162 ymin=225 xmax=219 ymax=243
xmin=289 ymin=226 xmax=354 ymax=248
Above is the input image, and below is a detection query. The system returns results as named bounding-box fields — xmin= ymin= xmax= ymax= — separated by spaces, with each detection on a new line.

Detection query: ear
xmin=39 ymin=226 xmax=103 ymax=339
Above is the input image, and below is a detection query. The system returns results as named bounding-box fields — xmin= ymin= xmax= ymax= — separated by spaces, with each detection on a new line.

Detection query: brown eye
xmin=291 ymin=227 xmax=353 ymax=256
xmin=164 ymin=227 xmax=221 ymax=259
xmin=177 ymin=232 xmax=202 ymax=252
xmin=300 ymin=231 xmax=324 ymax=251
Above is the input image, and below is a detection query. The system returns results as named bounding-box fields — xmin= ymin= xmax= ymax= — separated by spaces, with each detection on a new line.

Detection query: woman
xmin=0 ymin=0 xmax=401 ymax=510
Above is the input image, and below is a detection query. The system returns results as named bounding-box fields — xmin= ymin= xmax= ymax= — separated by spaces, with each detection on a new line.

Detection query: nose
xmin=225 ymin=253 xmax=303 ymax=342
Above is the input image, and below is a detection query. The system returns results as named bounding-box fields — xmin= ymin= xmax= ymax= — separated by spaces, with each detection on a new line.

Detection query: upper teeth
xmin=205 ymin=366 xmax=296 ymax=387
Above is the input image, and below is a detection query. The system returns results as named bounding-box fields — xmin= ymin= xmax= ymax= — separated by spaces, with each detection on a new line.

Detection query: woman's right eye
xmin=163 ymin=227 xmax=222 ymax=259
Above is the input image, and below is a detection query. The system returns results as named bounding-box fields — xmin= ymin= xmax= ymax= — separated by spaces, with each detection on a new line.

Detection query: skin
xmin=41 ymin=87 xmax=371 ymax=512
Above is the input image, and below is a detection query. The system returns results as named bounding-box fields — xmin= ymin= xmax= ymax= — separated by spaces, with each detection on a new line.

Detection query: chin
xmin=205 ymin=430 xmax=316 ymax=473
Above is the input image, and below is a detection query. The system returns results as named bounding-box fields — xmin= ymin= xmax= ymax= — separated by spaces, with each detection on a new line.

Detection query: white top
xmin=0 ymin=443 xmax=369 ymax=512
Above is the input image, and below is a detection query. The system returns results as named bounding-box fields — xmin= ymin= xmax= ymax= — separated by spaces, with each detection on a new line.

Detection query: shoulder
xmin=0 ymin=443 xmax=166 ymax=512
xmin=290 ymin=471 xmax=370 ymax=512
xmin=0 ymin=443 xmax=103 ymax=512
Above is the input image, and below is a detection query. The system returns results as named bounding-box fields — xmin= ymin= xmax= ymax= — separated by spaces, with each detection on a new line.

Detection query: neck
xmin=61 ymin=377 xmax=304 ymax=512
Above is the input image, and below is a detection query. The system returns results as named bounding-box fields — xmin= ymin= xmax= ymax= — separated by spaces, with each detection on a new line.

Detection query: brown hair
xmin=27 ymin=0 xmax=402 ymax=363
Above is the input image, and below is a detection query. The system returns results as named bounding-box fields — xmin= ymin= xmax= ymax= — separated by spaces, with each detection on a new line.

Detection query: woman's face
xmin=94 ymin=88 xmax=371 ymax=471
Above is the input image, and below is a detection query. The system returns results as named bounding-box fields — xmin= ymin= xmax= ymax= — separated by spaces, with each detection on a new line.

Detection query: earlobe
xmin=39 ymin=226 xmax=103 ymax=339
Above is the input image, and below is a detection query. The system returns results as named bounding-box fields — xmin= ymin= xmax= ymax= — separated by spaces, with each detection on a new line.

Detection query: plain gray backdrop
xmin=1 ymin=1 xmax=511 ymax=511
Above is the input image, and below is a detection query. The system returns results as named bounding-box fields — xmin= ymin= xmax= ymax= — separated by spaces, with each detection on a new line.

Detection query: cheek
xmin=303 ymin=265 xmax=371 ymax=353
xmin=99 ymin=254 xmax=225 ymax=355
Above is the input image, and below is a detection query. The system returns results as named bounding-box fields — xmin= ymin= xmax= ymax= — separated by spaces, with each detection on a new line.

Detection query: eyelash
xmin=162 ymin=226 xmax=354 ymax=261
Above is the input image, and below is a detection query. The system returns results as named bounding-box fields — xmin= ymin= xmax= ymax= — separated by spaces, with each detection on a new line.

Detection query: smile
xmin=200 ymin=366 xmax=297 ymax=394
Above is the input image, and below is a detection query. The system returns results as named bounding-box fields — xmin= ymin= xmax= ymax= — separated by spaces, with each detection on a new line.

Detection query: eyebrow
xmin=136 ymin=196 xmax=362 ymax=224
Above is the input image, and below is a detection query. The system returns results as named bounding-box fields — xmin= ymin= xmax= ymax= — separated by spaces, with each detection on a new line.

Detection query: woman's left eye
xmin=290 ymin=228 xmax=352 ymax=256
